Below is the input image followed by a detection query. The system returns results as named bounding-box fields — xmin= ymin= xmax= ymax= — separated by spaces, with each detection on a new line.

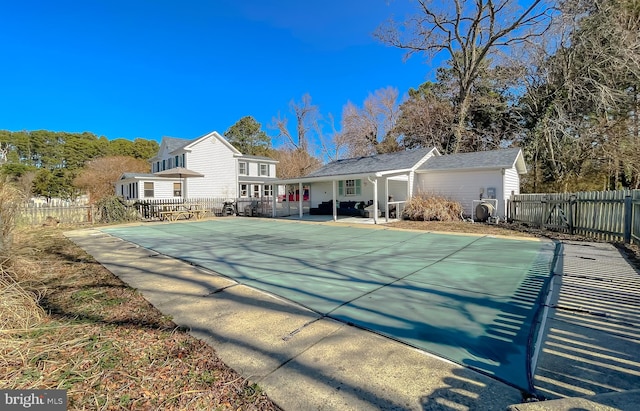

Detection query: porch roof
xmin=273 ymin=147 xmax=437 ymax=185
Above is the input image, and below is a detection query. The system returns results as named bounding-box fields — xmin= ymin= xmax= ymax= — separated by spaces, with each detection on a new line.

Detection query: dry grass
xmin=402 ymin=193 xmax=464 ymax=222
xmin=385 ymin=219 xmax=538 ymax=238
xmin=0 ymin=227 xmax=281 ymax=410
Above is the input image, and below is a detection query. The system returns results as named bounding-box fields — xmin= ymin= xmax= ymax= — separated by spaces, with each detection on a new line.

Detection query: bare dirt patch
xmin=384 ymin=220 xmax=537 ymax=238
xmin=1 ymin=226 xmax=281 ymax=410
xmin=384 ymin=220 xmax=640 ymax=271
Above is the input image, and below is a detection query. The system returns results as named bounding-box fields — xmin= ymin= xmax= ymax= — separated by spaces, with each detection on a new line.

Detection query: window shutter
xmin=338 ymin=181 xmax=344 ymax=196
xmin=355 ymin=179 xmax=362 ymax=195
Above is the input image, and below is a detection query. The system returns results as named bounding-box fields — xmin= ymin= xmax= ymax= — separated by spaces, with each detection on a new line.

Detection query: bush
xmin=0 ymin=177 xmax=24 ymax=253
xmin=403 ymin=193 xmax=463 ymax=222
xmin=96 ymin=196 xmax=139 ymax=224
xmin=0 ymin=178 xmax=43 ymax=330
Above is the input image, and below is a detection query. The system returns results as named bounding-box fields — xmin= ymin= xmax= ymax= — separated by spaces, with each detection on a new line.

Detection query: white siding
xmin=150 ymin=180 xmax=177 ymax=199
xmin=247 ymin=162 xmax=259 ymax=177
xmin=416 ymin=170 xmax=507 ymax=217
xmin=504 ymin=168 xmax=520 ymax=197
xmin=308 ymin=178 xmax=408 ymax=208
xmin=185 ymin=136 xmax=237 ymax=199
xmin=309 ymin=182 xmax=336 ymax=205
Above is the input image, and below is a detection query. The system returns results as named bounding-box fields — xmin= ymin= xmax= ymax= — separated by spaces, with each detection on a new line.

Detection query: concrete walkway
xmin=64 ymin=227 xmax=640 ymax=410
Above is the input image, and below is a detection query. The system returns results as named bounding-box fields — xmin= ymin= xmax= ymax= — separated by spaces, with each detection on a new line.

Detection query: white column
xmin=372 ymin=177 xmax=378 ymax=224
xmin=272 ymin=184 xmax=278 ymax=218
xmin=332 ymin=180 xmax=337 ymax=221
xmin=385 ymin=177 xmax=389 ymax=223
xmin=298 ymin=182 xmax=303 ymax=218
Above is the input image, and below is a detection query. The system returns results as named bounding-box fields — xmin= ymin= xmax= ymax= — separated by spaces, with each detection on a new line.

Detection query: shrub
xmin=403 ymin=193 xmax=463 ymax=221
xmin=95 ymin=196 xmax=139 ymax=224
xmin=0 ymin=178 xmax=43 ymax=330
xmin=0 ymin=177 xmax=24 ymax=253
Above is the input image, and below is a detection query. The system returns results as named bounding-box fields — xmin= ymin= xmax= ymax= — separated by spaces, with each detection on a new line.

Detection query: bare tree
xmin=376 ymin=0 xmax=555 ymax=153
xmin=520 ymin=0 xmax=640 ymax=191
xmin=271 ymin=93 xmax=318 ymax=152
xmin=394 ymin=82 xmax=455 ymax=151
xmin=272 ymin=148 xmax=322 ymax=179
xmin=74 ymin=156 xmax=149 ymax=203
xmin=339 ymin=87 xmax=402 ymax=157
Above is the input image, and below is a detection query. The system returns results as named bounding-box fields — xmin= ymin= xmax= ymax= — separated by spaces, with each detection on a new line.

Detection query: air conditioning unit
xmin=472 ymin=199 xmax=499 ymax=222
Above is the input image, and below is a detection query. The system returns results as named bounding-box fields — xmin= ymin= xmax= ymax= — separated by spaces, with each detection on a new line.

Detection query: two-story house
xmin=115 ymin=131 xmax=278 ymax=201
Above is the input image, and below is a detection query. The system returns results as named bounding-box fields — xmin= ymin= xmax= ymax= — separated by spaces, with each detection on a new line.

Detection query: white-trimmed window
xmin=240 ymin=184 xmax=248 ymax=197
xmin=144 ymin=182 xmax=154 ymax=198
xmin=264 ymin=185 xmax=273 ymax=197
xmin=173 ymin=182 xmax=182 ymax=197
xmin=168 ymin=158 xmax=173 ymax=168
xmin=239 ymin=161 xmax=248 ymax=175
xmin=253 ymin=185 xmax=260 ymax=197
xmin=175 ymin=155 xmax=180 ymax=167
xmin=259 ymin=163 xmax=269 ymax=176
xmin=339 ymin=179 xmax=361 ymax=196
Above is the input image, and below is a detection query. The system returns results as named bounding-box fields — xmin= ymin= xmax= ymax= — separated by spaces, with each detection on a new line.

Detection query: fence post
xmin=540 ymin=196 xmax=548 ymax=228
xmin=568 ymin=195 xmax=576 ymax=235
xmin=509 ymin=191 xmax=517 ymax=222
xmin=624 ymin=195 xmax=632 ymax=244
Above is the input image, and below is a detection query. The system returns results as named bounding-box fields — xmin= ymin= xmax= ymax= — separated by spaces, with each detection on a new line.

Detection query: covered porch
xmin=270 ymin=171 xmax=413 ymax=224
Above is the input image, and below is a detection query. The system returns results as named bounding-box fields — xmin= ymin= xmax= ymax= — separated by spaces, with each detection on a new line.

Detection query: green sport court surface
xmin=103 ymin=218 xmax=557 ymax=392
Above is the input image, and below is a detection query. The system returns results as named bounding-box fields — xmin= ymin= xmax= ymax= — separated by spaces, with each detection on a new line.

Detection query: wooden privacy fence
xmin=509 ymin=190 xmax=640 ymax=244
xmin=18 ymin=205 xmax=95 ymax=226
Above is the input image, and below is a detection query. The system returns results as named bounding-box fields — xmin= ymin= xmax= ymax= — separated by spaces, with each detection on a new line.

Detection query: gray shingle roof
xmin=163 ymin=137 xmax=194 ymax=152
xmin=418 ymin=148 xmax=522 ymax=171
xmin=306 ymin=148 xmax=435 ymax=178
xmin=120 ymin=173 xmax=156 ymax=179
xmin=240 ymin=154 xmax=278 ymax=162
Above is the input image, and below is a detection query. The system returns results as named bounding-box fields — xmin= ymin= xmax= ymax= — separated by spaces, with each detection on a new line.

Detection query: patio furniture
xmin=310 ymin=200 xmax=334 ymax=215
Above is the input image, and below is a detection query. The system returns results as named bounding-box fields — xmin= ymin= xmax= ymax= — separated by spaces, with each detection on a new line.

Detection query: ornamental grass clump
xmin=0 ymin=177 xmax=22 ymax=254
xmin=0 ymin=177 xmax=44 ymax=331
xmin=403 ymin=193 xmax=463 ymax=222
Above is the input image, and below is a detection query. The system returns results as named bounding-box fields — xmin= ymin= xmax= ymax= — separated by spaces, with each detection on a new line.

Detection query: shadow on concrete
xmin=533 ymin=242 xmax=640 ymax=400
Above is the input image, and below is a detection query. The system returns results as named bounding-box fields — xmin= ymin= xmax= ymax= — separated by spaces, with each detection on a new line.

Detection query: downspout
xmin=368 ymin=176 xmax=378 ymax=224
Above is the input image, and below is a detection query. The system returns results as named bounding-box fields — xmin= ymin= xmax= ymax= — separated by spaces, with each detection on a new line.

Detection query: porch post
xmin=272 ymin=184 xmax=277 ymax=218
xmin=385 ymin=177 xmax=389 ymax=223
xmin=298 ymin=182 xmax=303 ymax=218
xmin=332 ymin=180 xmax=337 ymax=221
xmin=372 ymin=177 xmax=378 ymax=224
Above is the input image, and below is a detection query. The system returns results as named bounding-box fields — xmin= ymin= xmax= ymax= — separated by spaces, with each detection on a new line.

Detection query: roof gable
xmin=184 ymin=131 xmax=242 ymax=155
xmin=418 ymin=148 xmax=526 ymax=173
xmin=306 ymin=147 xmax=437 ymax=178
xmin=153 ymin=131 xmax=242 ymax=160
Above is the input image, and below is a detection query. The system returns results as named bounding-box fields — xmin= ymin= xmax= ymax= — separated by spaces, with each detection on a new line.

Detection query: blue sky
xmin=0 ymin=0 xmax=437 ymax=148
